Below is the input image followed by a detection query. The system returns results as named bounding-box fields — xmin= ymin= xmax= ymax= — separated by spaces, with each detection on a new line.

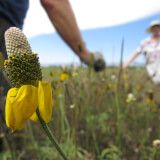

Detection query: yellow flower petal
xmin=5 ymin=88 xmax=18 ymax=130
xmin=60 ymin=73 xmax=69 ymax=81
xmin=5 ymin=85 xmax=38 ymax=131
xmin=29 ymin=112 xmax=38 ymax=122
xmin=38 ymin=81 xmax=52 ymax=123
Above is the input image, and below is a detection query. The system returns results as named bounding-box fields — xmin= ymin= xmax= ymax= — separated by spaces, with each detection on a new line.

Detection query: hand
xmin=123 ymin=63 xmax=128 ymax=69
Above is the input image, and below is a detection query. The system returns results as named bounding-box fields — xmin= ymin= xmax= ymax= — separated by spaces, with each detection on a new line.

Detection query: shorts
xmin=0 ymin=15 xmax=14 ymax=97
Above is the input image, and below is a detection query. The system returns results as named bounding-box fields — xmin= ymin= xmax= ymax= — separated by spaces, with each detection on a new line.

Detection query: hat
xmin=147 ymin=20 xmax=160 ymax=33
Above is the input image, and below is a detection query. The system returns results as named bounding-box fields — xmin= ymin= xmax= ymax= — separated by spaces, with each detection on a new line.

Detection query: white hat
xmin=147 ymin=20 xmax=160 ymax=33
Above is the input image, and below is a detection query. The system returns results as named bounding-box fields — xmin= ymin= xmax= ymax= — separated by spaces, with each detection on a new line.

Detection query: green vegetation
xmin=1 ymin=66 xmax=160 ymax=160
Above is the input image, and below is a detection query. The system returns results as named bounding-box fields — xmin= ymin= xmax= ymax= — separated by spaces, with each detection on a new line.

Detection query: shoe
xmin=83 ymin=52 xmax=106 ymax=72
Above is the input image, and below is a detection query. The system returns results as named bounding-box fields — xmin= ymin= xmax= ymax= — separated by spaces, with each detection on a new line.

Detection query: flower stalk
xmin=4 ymin=27 xmax=69 ymax=160
xmin=36 ymin=109 xmax=69 ymax=160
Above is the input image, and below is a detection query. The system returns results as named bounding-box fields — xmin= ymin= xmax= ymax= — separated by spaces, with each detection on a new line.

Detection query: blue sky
xmin=27 ymin=12 xmax=160 ymax=66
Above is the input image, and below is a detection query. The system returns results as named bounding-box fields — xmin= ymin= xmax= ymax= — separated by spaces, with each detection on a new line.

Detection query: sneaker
xmin=83 ymin=52 xmax=106 ymax=72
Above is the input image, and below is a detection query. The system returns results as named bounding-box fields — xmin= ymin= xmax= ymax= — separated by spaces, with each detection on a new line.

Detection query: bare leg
xmin=40 ymin=0 xmax=89 ymax=61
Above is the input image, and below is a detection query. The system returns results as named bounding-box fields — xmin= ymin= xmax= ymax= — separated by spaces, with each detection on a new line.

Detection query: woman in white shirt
xmin=123 ymin=20 xmax=160 ymax=84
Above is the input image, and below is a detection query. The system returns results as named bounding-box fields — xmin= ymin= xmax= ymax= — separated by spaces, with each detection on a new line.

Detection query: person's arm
xmin=40 ymin=0 xmax=89 ymax=61
xmin=123 ymin=51 xmax=141 ymax=69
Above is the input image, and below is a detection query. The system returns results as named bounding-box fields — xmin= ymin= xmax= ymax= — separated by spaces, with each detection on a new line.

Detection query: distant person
xmin=123 ymin=20 xmax=160 ymax=84
xmin=0 ymin=0 xmax=106 ymax=95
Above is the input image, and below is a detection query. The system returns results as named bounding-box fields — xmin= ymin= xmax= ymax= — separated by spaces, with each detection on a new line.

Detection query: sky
xmin=23 ymin=0 xmax=160 ymax=66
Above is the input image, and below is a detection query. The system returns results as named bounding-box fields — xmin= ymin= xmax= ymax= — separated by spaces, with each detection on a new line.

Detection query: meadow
xmin=1 ymin=65 xmax=160 ymax=160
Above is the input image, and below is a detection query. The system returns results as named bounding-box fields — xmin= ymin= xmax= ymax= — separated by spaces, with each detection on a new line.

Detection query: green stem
xmin=36 ymin=109 xmax=69 ymax=160
xmin=115 ymin=87 xmax=121 ymax=149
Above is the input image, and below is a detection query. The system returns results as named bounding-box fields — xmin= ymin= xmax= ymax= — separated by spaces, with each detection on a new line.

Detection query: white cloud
xmin=23 ymin=0 xmax=160 ymax=38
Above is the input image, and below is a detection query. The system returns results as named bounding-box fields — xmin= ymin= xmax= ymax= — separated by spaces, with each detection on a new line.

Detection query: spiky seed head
xmin=4 ymin=27 xmax=42 ymax=87
xmin=5 ymin=27 xmax=32 ymax=56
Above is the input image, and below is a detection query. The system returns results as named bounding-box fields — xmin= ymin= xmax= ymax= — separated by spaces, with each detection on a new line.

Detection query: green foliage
xmin=1 ymin=66 xmax=160 ymax=160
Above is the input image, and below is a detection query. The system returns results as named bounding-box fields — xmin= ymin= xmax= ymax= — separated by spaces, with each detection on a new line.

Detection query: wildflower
xmin=152 ymin=107 xmax=157 ymax=112
xmin=108 ymin=84 xmax=115 ymax=89
xmin=55 ymin=90 xmax=61 ymax=96
xmin=126 ymin=93 xmax=136 ymax=103
xmin=147 ymin=98 xmax=154 ymax=104
xmin=97 ymin=87 xmax=106 ymax=93
xmin=123 ymin=74 xmax=128 ymax=80
xmin=4 ymin=27 xmax=52 ymax=131
xmin=60 ymin=72 xmax=69 ymax=81
xmin=147 ymin=128 xmax=152 ymax=133
xmin=147 ymin=90 xmax=154 ymax=104
xmin=70 ymin=104 xmax=75 ymax=109
xmin=125 ymin=83 xmax=129 ymax=88
xmin=111 ymin=74 xmax=116 ymax=80
xmin=137 ymin=85 xmax=142 ymax=91
xmin=153 ymin=139 xmax=160 ymax=149
xmin=52 ymin=71 xmax=58 ymax=77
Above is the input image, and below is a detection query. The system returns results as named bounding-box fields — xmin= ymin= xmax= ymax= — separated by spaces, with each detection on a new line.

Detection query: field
xmin=1 ymin=66 xmax=160 ymax=160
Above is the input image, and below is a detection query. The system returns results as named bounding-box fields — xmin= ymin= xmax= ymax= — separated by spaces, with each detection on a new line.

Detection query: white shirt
xmin=136 ymin=36 xmax=160 ymax=84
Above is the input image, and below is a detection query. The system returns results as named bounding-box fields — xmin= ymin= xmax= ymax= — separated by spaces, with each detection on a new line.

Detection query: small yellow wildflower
xmin=123 ymin=74 xmax=128 ymax=80
xmin=147 ymin=90 xmax=154 ymax=104
xmin=137 ymin=85 xmax=142 ymax=91
xmin=108 ymin=84 xmax=115 ymax=89
xmin=60 ymin=72 xmax=69 ymax=81
xmin=125 ymin=83 xmax=129 ymax=88
xmin=12 ymin=56 xmax=16 ymax=60
xmin=152 ymin=107 xmax=157 ymax=112
xmin=52 ymin=71 xmax=58 ymax=76
xmin=55 ymin=90 xmax=61 ymax=96
xmin=147 ymin=98 xmax=154 ymax=104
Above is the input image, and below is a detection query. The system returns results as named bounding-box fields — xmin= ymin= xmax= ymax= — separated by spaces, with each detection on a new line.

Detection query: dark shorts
xmin=0 ymin=15 xmax=14 ymax=107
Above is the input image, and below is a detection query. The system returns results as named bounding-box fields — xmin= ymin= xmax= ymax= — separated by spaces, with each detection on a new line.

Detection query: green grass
xmin=1 ymin=66 xmax=160 ymax=160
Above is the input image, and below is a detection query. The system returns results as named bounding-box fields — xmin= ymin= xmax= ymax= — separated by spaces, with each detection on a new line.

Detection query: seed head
xmin=5 ymin=27 xmax=32 ymax=56
xmin=4 ymin=27 xmax=42 ymax=87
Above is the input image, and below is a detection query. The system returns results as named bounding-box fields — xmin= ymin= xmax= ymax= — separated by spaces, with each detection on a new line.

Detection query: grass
xmin=1 ymin=66 xmax=160 ymax=160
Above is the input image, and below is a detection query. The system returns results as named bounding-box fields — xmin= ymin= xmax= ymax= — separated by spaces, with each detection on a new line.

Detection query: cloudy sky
xmin=23 ymin=0 xmax=160 ymax=65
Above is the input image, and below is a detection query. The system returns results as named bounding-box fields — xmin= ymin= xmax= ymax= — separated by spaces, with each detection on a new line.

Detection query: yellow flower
xmin=5 ymin=81 xmax=52 ymax=131
xmin=60 ymin=73 xmax=69 ymax=81
xmin=123 ymin=74 xmax=128 ymax=80
xmin=147 ymin=98 xmax=154 ymax=104
xmin=125 ymin=83 xmax=129 ymax=88
xmin=108 ymin=84 xmax=115 ymax=89
xmin=137 ymin=85 xmax=142 ymax=91
xmin=52 ymin=71 xmax=58 ymax=76
xmin=152 ymin=107 xmax=157 ymax=112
